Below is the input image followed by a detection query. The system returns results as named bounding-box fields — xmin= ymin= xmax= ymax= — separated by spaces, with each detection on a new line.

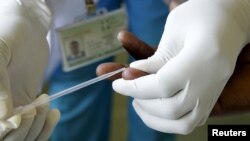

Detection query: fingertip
xmin=112 ymin=79 xmax=127 ymax=95
xmin=122 ymin=67 xmax=148 ymax=80
xmin=36 ymin=94 xmax=49 ymax=101
xmin=112 ymin=79 xmax=122 ymax=92
xmin=117 ymin=30 xmax=128 ymax=41
xmin=35 ymin=94 xmax=50 ymax=107
xmin=48 ymin=109 xmax=60 ymax=124
xmin=96 ymin=63 xmax=105 ymax=76
xmin=117 ymin=31 xmax=134 ymax=46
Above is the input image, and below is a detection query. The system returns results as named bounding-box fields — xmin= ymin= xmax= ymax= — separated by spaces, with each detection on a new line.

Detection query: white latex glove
xmin=113 ymin=0 xmax=250 ymax=134
xmin=0 ymin=0 xmax=60 ymax=140
xmin=0 ymin=94 xmax=60 ymax=141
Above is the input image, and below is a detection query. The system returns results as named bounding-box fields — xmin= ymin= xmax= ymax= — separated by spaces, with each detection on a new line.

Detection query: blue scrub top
xmin=98 ymin=0 xmax=168 ymax=47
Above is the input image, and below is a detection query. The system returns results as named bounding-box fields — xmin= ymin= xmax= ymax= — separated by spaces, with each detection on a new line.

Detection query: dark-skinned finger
xmin=96 ymin=62 xmax=149 ymax=80
xmin=96 ymin=63 xmax=126 ymax=80
xmin=122 ymin=67 xmax=149 ymax=80
xmin=117 ymin=31 xmax=156 ymax=60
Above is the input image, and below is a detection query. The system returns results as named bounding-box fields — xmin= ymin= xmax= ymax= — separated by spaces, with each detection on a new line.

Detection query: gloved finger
xmin=113 ymin=75 xmax=163 ymax=99
xmin=117 ymin=31 xmax=156 ymax=60
xmin=132 ymin=99 xmax=201 ymax=135
xmin=35 ymin=109 xmax=60 ymax=141
xmin=134 ymin=89 xmax=196 ymax=119
xmin=113 ymin=58 xmax=186 ymax=99
xmin=3 ymin=108 xmax=36 ymax=141
xmin=0 ymin=115 xmax=21 ymax=140
xmin=24 ymin=94 xmax=50 ymax=141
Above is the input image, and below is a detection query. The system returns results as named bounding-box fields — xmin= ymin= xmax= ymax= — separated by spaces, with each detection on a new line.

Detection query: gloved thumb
xmin=130 ymin=26 xmax=176 ymax=73
xmin=130 ymin=48 xmax=170 ymax=73
xmin=0 ymin=115 xmax=21 ymax=140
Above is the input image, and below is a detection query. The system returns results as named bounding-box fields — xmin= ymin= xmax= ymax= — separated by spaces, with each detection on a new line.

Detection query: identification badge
xmin=57 ymin=8 xmax=127 ymax=72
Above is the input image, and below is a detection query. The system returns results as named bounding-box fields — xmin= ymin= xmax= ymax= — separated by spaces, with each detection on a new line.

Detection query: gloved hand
xmin=0 ymin=0 xmax=60 ymax=140
xmin=0 ymin=94 xmax=60 ymax=141
xmin=112 ymin=0 xmax=250 ymax=134
xmin=98 ymin=31 xmax=250 ymax=116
